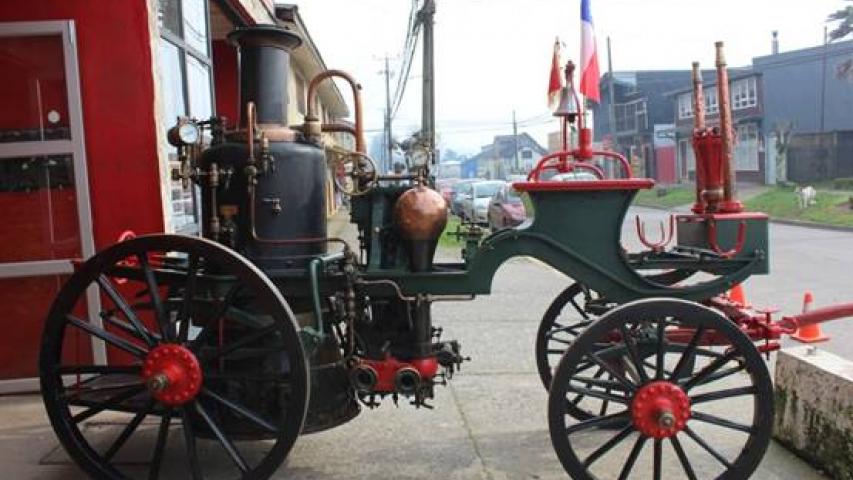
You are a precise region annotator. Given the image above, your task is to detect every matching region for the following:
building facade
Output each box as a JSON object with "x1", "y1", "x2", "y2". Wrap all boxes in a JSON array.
[
  {"x1": 468, "y1": 133, "x2": 547, "y2": 180},
  {"x1": 0, "y1": 0, "x2": 349, "y2": 387}
]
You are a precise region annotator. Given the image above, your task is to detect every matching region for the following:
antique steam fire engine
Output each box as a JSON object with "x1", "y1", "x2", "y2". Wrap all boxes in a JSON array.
[{"x1": 38, "y1": 25, "x2": 853, "y2": 480}]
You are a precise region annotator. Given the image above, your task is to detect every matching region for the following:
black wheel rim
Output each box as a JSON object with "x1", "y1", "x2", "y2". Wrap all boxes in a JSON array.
[
  {"x1": 548, "y1": 298, "x2": 773, "y2": 480},
  {"x1": 535, "y1": 284, "x2": 597, "y2": 393},
  {"x1": 40, "y1": 234, "x2": 309, "y2": 480}
]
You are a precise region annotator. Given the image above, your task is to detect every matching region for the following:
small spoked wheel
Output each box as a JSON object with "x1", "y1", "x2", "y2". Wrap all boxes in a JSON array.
[
  {"x1": 548, "y1": 298, "x2": 773, "y2": 480},
  {"x1": 40, "y1": 234, "x2": 309, "y2": 479},
  {"x1": 534, "y1": 283, "x2": 598, "y2": 390}
]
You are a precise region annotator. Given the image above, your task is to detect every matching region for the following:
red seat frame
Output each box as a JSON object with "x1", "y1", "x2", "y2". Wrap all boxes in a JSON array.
[{"x1": 512, "y1": 179, "x2": 655, "y2": 192}]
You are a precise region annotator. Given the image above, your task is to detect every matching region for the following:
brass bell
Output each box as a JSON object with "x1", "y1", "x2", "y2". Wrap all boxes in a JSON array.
[{"x1": 553, "y1": 85, "x2": 578, "y2": 120}]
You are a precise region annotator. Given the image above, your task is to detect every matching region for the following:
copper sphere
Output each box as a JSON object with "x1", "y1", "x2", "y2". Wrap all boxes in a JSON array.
[{"x1": 393, "y1": 186, "x2": 448, "y2": 241}]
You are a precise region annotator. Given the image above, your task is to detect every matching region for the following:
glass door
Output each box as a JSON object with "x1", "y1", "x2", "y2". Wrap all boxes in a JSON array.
[{"x1": 0, "y1": 20, "x2": 99, "y2": 391}]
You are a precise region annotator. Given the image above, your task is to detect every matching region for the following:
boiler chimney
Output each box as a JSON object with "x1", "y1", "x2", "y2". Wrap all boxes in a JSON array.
[
  {"x1": 228, "y1": 26, "x2": 302, "y2": 127},
  {"x1": 772, "y1": 30, "x2": 779, "y2": 55}
]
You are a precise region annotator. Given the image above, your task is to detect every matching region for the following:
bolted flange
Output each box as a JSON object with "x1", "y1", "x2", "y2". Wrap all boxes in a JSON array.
[
  {"x1": 142, "y1": 344, "x2": 203, "y2": 406},
  {"x1": 631, "y1": 380, "x2": 691, "y2": 439}
]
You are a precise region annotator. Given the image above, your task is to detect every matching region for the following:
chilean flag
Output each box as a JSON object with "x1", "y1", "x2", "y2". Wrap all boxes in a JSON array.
[
  {"x1": 579, "y1": 0, "x2": 600, "y2": 103},
  {"x1": 547, "y1": 38, "x2": 563, "y2": 110}
]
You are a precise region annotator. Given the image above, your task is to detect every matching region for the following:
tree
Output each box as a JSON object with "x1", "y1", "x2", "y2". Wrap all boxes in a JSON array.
[{"x1": 827, "y1": 0, "x2": 853, "y2": 42}]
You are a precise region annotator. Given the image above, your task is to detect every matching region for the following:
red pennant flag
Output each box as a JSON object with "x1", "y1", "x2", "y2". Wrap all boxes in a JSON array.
[{"x1": 547, "y1": 38, "x2": 562, "y2": 110}]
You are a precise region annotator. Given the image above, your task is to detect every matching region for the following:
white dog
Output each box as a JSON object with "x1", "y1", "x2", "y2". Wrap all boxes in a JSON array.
[{"x1": 795, "y1": 185, "x2": 816, "y2": 209}]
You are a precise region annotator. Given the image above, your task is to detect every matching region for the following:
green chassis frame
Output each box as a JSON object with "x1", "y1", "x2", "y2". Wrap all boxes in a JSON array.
[{"x1": 353, "y1": 183, "x2": 769, "y2": 304}]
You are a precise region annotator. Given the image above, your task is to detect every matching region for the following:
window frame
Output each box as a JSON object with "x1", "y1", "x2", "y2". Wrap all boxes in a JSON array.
[
  {"x1": 731, "y1": 77, "x2": 757, "y2": 110},
  {"x1": 678, "y1": 93, "x2": 693, "y2": 120},
  {"x1": 157, "y1": 0, "x2": 215, "y2": 234}
]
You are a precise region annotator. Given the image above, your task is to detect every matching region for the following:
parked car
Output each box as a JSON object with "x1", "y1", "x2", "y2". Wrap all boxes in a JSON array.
[
  {"x1": 435, "y1": 177, "x2": 460, "y2": 205},
  {"x1": 487, "y1": 183, "x2": 526, "y2": 230},
  {"x1": 461, "y1": 180, "x2": 504, "y2": 224},
  {"x1": 449, "y1": 178, "x2": 483, "y2": 216}
]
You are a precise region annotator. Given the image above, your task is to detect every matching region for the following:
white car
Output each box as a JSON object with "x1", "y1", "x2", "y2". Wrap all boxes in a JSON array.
[{"x1": 461, "y1": 180, "x2": 504, "y2": 224}]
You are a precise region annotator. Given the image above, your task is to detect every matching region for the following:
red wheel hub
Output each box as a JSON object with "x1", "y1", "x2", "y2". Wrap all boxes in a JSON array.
[
  {"x1": 631, "y1": 381, "x2": 690, "y2": 439},
  {"x1": 142, "y1": 344, "x2": 202, "y2": 406}
]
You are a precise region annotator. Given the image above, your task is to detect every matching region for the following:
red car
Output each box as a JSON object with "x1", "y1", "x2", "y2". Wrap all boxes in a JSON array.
[
  {"x1": 487, "y1": 183, "x2": 526, "y2": 230},
  {"x1": 435, "y1": 178, "x2": 460, "y2": 205}
]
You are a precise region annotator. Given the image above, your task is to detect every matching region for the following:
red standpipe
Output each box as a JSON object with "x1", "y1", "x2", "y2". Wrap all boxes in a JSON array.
[
  {"x1": 690, "y1": 61, "x2": 707, "y2": 214},
  {"x1": 714, "y1": 42, "x2": 743, "y2": 213}
]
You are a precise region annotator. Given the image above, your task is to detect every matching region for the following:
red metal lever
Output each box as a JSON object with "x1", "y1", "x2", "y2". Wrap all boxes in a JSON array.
[
  {"x1": 707, "y1": 219, "x2": 746, "y2": 258},
  {"x1": 636, "y1": 215, "x2": 675, "y2": 252}
]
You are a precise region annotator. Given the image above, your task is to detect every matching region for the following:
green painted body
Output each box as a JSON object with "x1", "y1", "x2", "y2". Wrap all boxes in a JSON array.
[{"x1": 350, "y1": 183, "x2": 769, "y2": 304}]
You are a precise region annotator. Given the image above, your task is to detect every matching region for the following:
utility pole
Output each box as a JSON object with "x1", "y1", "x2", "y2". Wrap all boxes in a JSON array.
[
  {"x1": 383, "y1": 55, "x2": 393, "y2": 173},
  {"x1": 512, "y1": 110, "x2": 519, "y2": 173},
  {"x1": 606, "y1": 36, "x2": 617, "y2": 177},
  {"x1": 819, "y1": 26, "x2": 828, "y2": 134},
  {"x1": 419, "y1": 0, "x2": 436, "y2": 164}
]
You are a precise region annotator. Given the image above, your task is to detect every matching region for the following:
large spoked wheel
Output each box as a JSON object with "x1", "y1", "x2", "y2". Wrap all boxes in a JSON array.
[
  {"x1": 40, "y1": 234, "x2": 309, "y2": 480},
  {"x1": 548, "y1": 298, "x2": 773, "y2": 480}
]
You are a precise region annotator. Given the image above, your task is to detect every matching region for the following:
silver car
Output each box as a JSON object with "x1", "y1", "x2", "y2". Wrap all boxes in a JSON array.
[{"x1": 461, "y1": 180, "x2": 504, "y2": 224}]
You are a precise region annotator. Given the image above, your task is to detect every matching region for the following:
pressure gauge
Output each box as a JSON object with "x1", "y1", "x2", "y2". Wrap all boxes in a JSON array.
[{"x1": 167, "y1": 119, "x2": 200, "y2": 147}]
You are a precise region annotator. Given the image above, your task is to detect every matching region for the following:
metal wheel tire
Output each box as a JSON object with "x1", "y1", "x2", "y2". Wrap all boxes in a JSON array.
[
  {"x1": 40, "y1": 234, "x2": 309, "y2": 480},
  {"x1": 548, "y1": 298, "x2": 773, "y2": 480}
]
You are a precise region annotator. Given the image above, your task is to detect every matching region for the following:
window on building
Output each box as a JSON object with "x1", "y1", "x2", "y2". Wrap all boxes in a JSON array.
[
  {"x1": 705, "y1": 88, "x2": 719, "y2": 115},
  {"x1": 731, "y1": 77, "x2": 757, "y2": 110},
  {"x1": 678, "y1": 93, "x2": 693, "y2": 119},
  {"x1": 295, "y1": 71, "x2": 307, "y2": 115},
  {"x1": 614, "y1": 99, "x2": 646, "y2": 133},
  {"x1": 157, "y1": 0, "x2": 213, "y2": 233},
  {"x1": 521, "y1": 149, "x2": 533, "y2": 159},
  {"x1": 734, "y1": 123, "x2": 759, "y2": 171}
]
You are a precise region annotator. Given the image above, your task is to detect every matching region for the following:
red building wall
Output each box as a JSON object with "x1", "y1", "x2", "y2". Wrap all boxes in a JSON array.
[
  {"x1": 0, "y1": 1, "x2": 164, "y2": 379},
  {"x1": 0, "y1": 1, "x2": 166, "y2": 247}
]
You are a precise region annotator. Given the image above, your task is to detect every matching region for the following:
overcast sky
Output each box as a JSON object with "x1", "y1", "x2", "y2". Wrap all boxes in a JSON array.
[{"x1": 294, "y1": 0, "x2": 846, "y2": 155}]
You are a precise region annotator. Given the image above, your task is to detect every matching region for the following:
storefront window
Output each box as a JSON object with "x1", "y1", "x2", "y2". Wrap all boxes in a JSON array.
[{"x1": 157, "y1": 0, "x2": 213, "y2": 234}]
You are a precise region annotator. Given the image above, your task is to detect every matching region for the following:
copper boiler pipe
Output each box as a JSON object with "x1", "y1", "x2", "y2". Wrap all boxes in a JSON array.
[
  {"x1": 715, "y1": 42, "x2": 735, "y2": 204},
  {"x1": 306, "y1": 70, "x2": 366, "y2": 153}
]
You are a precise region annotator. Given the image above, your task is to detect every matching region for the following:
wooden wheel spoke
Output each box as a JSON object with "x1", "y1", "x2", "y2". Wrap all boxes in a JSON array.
[
  {"x1": 72, "y1": 385, "x2": 147, "y2": 424},
  {"x1": 57, "y1": 365, "x2": 142, "y2": 375},
  {"x1": 181, "y1": 406, "x2": 203, "y2": 480},
  {"x1": 566, "y1": 384, "x2": 628, "y2": 405},
  {"x1": 617, "y1": 435, "x2": 646, "y2": 480},
  {"x1": 178, "y1": 254, "x2": 200, "y2": 343},
  {"x1": 565, "y1": 410, "x2": 630, "y2": 434},
  {"x1": 192, "y1": 283, "x2": 243, "y2": 349},
  {"x1": 655, "y1": 320, "x2": 667, "y2": 380},
  {"x1": 201, "y1": 387, "x2": 279, "y2": 433},
  {"x1": 587, "y1": 351, "x2": 636, "y2": 392},
  {"x1": 670, "y1": 435, "x2": 698, "y2": 480},
  {"x1": 619, "y1": 324, "x2": 649, "y2": 384},
  {"x1": 202, "y1": 324, "x2": 278, "y2": 363},
  {"x1": 66, "y1": 314, "x2": 147, "y2": 358},
  {"x1": 682, "y1": 350, "x2": 739, "y2": 391},
  {"x1": 670, "y1": 325, "x2": 706, "y2": 381},
  {"x1": 690, "y1": 411, "x2": 754, "y2": 433},
  {"x1": 568, "y1": 296, "x2": 590, "y2": 320},
  {"x1": 583, "y1": 425, "x2": 634, "y2": 467},
  {"x1": 148, "y1": 410, "x2": 172, "y2": 480},
  {"x1": 103, "y1": 399, "x2": 154, "y2": 461},
  {"x1": 690, "y1": 386, "x2": 756, "y2": 404},
  {"x1": 97, "y1": 275, "x2": 156, "y2": 347},
  {"x1": 138, "y1": 253, "x2": 170, "y2": 342},
  {"x1": 684, "y1": 425, "x2": 733, "y2": 468},
  {"x1": 102, "y1": 314, "x2": 162, "y2": 344},
  {"x1": 195, "y1": 402, "x2": 249, "y2": 473},
  {"x1": 653, "y1": 438, "x2": 662, "y2": 480}
]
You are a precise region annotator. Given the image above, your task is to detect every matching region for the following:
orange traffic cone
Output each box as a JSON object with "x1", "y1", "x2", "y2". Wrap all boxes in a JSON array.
[
  {"x1": 792, "y1": 291, "x2": 829, "y2": 343},
  {"x1": 728, "y1": 284, "x2": 748, "y2": 307}
]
